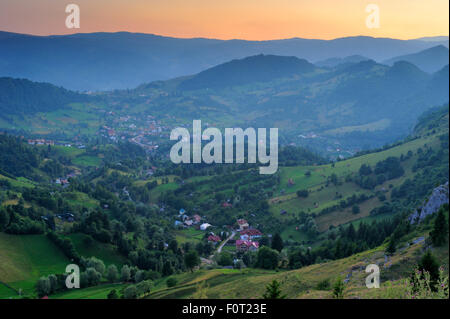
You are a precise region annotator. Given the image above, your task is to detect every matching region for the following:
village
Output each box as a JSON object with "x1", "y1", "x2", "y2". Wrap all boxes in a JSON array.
[{"x1": 173, "y1": 205, "x2": 266, "y2": 268}]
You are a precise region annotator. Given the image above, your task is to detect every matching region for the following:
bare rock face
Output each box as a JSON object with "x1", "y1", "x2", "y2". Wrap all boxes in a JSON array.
[{"x1": 409, "y1": 182, "x2": 449, "y2": 224}]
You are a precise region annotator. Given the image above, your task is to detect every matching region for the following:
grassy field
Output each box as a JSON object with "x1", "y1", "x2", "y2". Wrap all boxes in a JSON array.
[
  {"x1": 72, "y1": 155, "x2": 102, "y2": 167},
  {"x1": 175, "y1": 228, "x2": 205, "y2": 244},
  {"x1": 50, "y1": 283, "x2": 128, "y2": 299},
  {"x1": 0, "y1": 233, "x2": 70, "y2": 297},
  {"x1": 62, "y1": 191, "x2": 99, "y2": 209},
  {"x1": 147, "y1": 231, "x2": 448, "y2": 299},
  {"x1": 268, "y1": 132, "x2": 441, "y2": 239},
  {"x1": 68, "y1": 233, "x2": 127, "y2": 267},
  {"x1": 0, "y1": 174, "x2": 34, "y2": 189}
]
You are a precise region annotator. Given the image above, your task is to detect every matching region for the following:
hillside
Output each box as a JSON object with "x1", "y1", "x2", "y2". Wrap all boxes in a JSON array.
[
  {"x1": 134, "y1": 57, "x2": 449, "y2": 153},
  {"x1": 0, "y1": 77, "x2": 89, "y2": 117},
  {"x1": 0, "y1": 50, "x2": 447, "y2": 156},
  {"x1": 315, "y1": 55, "x2": 370, "y2": 68},
  {"x1": 383, "y1": 45, "x2": 449, "y2": 73},
  {"x1": 0, "y1": 104, "x2": 447, "y2": 299},
  {"x1": 145, "y1": 229, "x2": 448, "y2": 299},
  {"x1": 179, "y1": 55, "x2": 316, "y2": 90},
  {"x1": 0, "y1": 31, "x2": 448, "y2": 91}
]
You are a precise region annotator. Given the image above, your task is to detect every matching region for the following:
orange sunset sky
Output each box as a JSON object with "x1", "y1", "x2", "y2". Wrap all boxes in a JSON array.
[{"x1": 0, "y1": 0, "x2": 448, "y2": 40}]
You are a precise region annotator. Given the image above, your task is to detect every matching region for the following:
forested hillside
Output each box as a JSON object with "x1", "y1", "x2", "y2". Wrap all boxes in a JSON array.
[{"x1": 0, "y1": 77, "x2": 89, "y2": 118}]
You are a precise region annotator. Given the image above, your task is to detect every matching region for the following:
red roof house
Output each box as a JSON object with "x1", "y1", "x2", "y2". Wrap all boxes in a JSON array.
[{"x1": 235, "y1": 240, "x2": 259, "y2": 252}]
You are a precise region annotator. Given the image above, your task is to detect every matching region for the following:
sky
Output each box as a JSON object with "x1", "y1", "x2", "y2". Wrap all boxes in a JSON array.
[{"x1": 0, "y1": 0, "x2": 448, "y2": 40}]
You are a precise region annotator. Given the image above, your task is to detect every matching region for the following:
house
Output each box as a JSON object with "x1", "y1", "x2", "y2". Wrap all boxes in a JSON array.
[
  {"x1": 192, "y1": 214, "x2": 202, "y2": 224},
  {"x1": 200, "y1": 223, "x2": 212, "y2": 231},
  {"x1": 184, "y1": 219, "x2": 193, "y2": 227},
  {"x1": 207, "y1": 235, "x2": 221, "y2": 243},
  {"x1": 240, "y1": 229, "x2": 262, "y2": 240},
  {"x1": 237, "y1": 219, "x2": 249, "y2": 231},
  {"x1": 222, "y1": 202, "x2": 232, "y2": 208},
  {"x1": 235, "y1": 240, "x2": 259, "y2": 252}
]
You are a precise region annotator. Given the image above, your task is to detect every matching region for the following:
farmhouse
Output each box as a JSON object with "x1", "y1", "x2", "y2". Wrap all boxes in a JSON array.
[
  {"x1": 200, "y1": 223, "x2": 212, "y2": 231},
  {"x1": 192, "y1": 214, "x2": 202, "y2": 224},
  {"x1": 239, "y1": 229, "x2": 262, "y2": 240},
  {"x1": 235, "y1": 240, "x2": 259, "y2": 252},
  {"x1": 236, "y1": 219, "x2": 249, "y2": 231},
  {"x1": 207, "y1": 235, "x2": 221, "y2": 243}
]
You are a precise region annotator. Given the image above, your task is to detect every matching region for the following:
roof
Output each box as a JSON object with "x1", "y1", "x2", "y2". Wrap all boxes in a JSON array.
[
  {"x1": 235, "y1": 240, "x2": 259, "y2": 249},
  {"x1": 200, "y1": 223, "x2": 212, "y2": 229},
  {"x1": 207, "y1": 235, "x2": 221, "y2": 242},
  {"x1": 240, "y1": 229, "x2": 262, "y2": 236},
  {"x1": 237, "y1": 219, "x2": 248, "y2": 225}
]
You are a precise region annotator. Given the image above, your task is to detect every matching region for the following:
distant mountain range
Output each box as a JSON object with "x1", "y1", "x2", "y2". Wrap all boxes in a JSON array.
[
  {"x1": 0, "y1": 31, "x2": 448, "y2": 91},
  {"x1": 137, "y1": 54, "x2": 449, "y2": 150},
  {"x1": 384, "y1": 45, "x2": 449, "y2": 73},
  {"x1": 315, "y1": 55, "x2": 370, "y2": 68}
]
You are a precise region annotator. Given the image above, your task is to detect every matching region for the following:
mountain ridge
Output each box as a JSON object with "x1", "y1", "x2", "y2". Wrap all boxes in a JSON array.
[{"x1": 1, "y1": 31, "x2": 448, "y2": 91}]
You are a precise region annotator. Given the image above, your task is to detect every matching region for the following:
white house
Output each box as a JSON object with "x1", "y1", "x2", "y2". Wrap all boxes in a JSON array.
[{"x1": 200, "y1": 223, "x2": 212, "y2": 231}]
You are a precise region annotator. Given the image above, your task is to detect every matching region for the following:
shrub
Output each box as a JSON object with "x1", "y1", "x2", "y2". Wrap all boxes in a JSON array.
[{"x1": 166, "y1": 277, "x2": 178, "y2": 288}]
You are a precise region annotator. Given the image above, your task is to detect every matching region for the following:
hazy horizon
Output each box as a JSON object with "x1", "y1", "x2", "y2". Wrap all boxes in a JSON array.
[
  {"x1": 1, "y1": 29, "x2": 449, "y2": 42},
  {"x1": 0, "y1": 0, "x2": 448, "y2": 41}
]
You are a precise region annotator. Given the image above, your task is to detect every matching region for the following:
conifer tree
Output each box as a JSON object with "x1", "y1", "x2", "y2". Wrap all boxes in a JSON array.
[{"x1": 262, "y1": 280, "x2": 286, "y2": 299}]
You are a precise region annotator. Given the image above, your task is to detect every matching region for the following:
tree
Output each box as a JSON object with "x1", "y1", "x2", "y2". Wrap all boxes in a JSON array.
[
  {"x1": 256, "y1": 246, "x2": 279, "y2": 269},
  {"x1": 36, "y1": 276, "x2": 51, "y2": 298},
  {"x1": 271, "y1": 233, "x2": 284, "y2": 252},
  {"x1": 48, "y1": 274, "x2": 58, "y2": 294},
  {"x1": 418, "y1": 250, "x2": 440, "y2": 283},
  {"x1": 217, "y1": 252, "x2": 233, "y2": 266},
  {"x1": 134, "y1": 270, "x2": 145, "y2": 283},
  {"x1": 121, "y1": 265, "x2": 131, "y2": 282},
  {"x1": 262, "y1": 280, "x2": 286, "y2": 299},
  {"x1": 352, "y1": 205, "x2": 360, "y2": 214},
  {"x1": 166, "y1": 277, "x2": 178, "y2": 288},
  {"x1": 168, "y1": 239, "x2": 178, "y2": 253},
  {"x1": 123, "y1": 285, "x2": 138, "y2": 299},
  {"x1": 332, "y1": 276, "x2": 345, "y2": 299},
  {"x1": 106, "y1": 264, "x2": 119, "y2": 283},
  {"x1": 359, "y1": 164, "x2": 372, "y2": 176},
  {"x1": 86, "y1": 257, "x2": 105, "y2": 275},
  {"x1": 386, "y1": 236, "x2": 396, "y2": 255},
  {"x1": 430, "y1": 208, "x2": 448, "y2": 247},
  {"x1": 85, "y1": 267, "x2": 102, "y2": 286},
  {"x1": 136, "y1": 280, "x2": 152, "y2": 296},
  {"x1": 184, "y1": 250, "x2": 200, "y2": 272},
  {"x1": 162, "y1": 260, "x2": 174, "y2": 276},
  {"x1": 296, "y1": 190, "x2": 308, "y2": 198},
  {"x1": 107, "y1": 289, "x2": 119, "y2": 299}
]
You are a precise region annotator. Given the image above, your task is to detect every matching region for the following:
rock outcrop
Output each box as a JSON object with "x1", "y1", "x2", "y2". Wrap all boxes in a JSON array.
[{"x1": 409, "y1": 182, "x2": 449, "y2": 224}]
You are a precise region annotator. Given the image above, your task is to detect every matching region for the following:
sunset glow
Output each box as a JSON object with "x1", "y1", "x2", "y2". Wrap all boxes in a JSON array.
[{"x1": 0, "y1": 0, "x2": 448, "y2": 40}]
